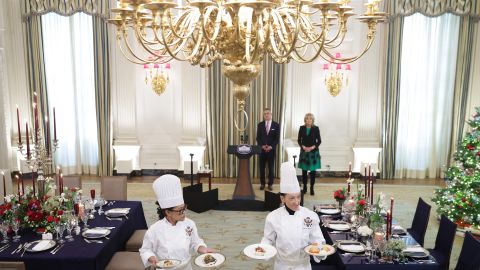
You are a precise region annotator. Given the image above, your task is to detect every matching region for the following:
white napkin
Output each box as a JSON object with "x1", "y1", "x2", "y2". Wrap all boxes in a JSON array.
[
  {"x1": 329, "y1": 224, "x2": 350, "y2": 230},
  {"x1": 32, "y1": 240, "x2": 52, "y2": 251},
  {"x1": 85, "y1": 228, "x2": 109, "y2": 235},
  {"x1": 404, "y1": 247, "x2": 425, "y2": 253},
  {"x1": 340, "y1": 244, "x2": 364, "y2": 252},
  {"x1": 107, "y1": 208, "x2": 130, "y2": 214}
]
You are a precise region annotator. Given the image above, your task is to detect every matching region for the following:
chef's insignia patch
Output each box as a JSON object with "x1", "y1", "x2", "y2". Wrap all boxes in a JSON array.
[
  {"x1": 304, "y1": 217, "x2": 313, "y2": 228},
  {"x1": 185, "y1": 226, "x2": 193, "y2": 236}
]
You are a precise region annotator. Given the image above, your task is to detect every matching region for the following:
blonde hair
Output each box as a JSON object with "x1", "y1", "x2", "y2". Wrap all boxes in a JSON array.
[{"x1": 304, "y1": 113, "x2": 315, "y2": 125}]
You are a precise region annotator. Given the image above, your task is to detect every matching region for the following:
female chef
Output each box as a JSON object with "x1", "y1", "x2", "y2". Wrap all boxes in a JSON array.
[
  {"x1": 261, "y1": 162, "x2": 326, "y2": 270},
  {"x1": 140, "y1": 174, "x2": 216, "y2": 269}
]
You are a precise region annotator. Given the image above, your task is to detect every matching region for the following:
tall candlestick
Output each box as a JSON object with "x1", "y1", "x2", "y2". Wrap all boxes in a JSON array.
[
  {"x1": 33, "y1": 104, "x2": 38, "y2": 143},
  {"x1": 347, "y1": 181, "x2": 351, "y2": 193},
  {"x1": 45, "y1": 116, "x2": 50, "y2": 156},
  {"x1": 2, "y1": 171, "x2": 6, "y2": 202},
  {"x1": 25, "y1": 122, "x2": 30, "y2": 159},
  {"x1": 348, "y1": 162, "x2": 352, "y2": 173},
  {"x1": 390, "y1": 197, "x2": 394, "y2": 220},
  {"x1": 369, "y1": 180, "x2": 373, "y2": 205},
  {"x1": 368, "y1": 164, "x2": 371, "y2": 179},
  {"x1": 16, "y1": 105, "x2": 22, "y2": 144},
  {"x1": 386, "y1": 210, "x2": 391, "y2": 240},
  {"x1": 60, "y1": 172, "x2": 63, "y2": 193},
  {"x1": 53, "y1": 107, "x2": 57, "y2": 141}
]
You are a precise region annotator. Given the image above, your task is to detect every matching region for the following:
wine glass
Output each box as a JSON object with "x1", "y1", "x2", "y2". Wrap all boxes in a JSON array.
[
  {"x1": 0, "y1": 221, "x2": 9, "y2": 244},
  {"x1": 11, "y1": 219, "x2": 21, "y2": 242},
  {"x1": 65, "y1": 215, "x2": 74, "y2": 241},
  {"x1": 80, "y1": 213, "x2": 89, "y2": 229},
  {"x1": 55, "y1": 223, "x2": 66, "y2": 244}
]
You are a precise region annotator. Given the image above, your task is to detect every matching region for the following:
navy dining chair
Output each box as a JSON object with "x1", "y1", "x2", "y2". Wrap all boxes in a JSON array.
[
  {"x1": 427, "y1": 215, "x2": 457, "y2": 270},
  {"x1": 407, "y1": 197, "x2": 431, "y2": 246},
  {"x1": 455, "y1": 232, "x2": 480, "y2": 270}
]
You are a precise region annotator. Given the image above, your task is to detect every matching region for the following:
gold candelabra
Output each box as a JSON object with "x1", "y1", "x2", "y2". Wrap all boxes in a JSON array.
[{"x1": 109, "y1": 0, "x2": 387, "y2": 129}]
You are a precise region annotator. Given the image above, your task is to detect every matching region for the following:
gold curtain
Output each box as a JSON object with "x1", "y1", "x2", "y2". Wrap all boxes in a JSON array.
[
  {"x1": 23, "y1": 0, "x2": 106, "y2": 18},
  {"x1": 206, "y1": 58, "x2": 286, "y2": 178}
]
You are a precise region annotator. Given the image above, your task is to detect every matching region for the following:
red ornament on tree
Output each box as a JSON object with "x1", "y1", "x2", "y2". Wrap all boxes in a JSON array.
[
  {"x1": 466, "y1": 144, "x2": 475, "y2": 151},
  {"x1": 461, "y1": 197, "x2": 467, "y2": 202},
  {"x1": 476, "y1": 151, "x2": 480, "y2": 156}
]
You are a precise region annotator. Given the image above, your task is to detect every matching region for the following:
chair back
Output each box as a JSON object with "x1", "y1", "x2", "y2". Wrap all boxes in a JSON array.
[
  {"x1": 101, "y1": 176, "x2": 127, "y2": 200},
  {"x1": 62, "y1": 176, "x2": 82, "y2": 189},
  {"x1": 433, "y1": 215, "x2": 457, "y2": 269},
  {"x1": 0, "y1": 261, "x2": 26, "y2": 270},
  {"x1": 409, "y1": 197, "x2": 431, "y2": 246},
  {"x1": 455, "y1": 232, "x2": 480, "y2": 270}
]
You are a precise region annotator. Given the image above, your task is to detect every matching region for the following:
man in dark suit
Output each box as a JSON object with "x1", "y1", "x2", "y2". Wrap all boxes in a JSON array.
[{"x1": 256, "y1": 108, "x2": 280, "y2": 191}]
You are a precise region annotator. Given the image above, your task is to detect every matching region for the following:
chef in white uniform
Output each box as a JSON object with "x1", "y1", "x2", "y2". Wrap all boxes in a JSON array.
[
  {"x1": 261, "y1": 162, "x2": 326, "y2": 270},
  {"x1": 140, "y1": 174, "x2": 216, "y2": 269}
]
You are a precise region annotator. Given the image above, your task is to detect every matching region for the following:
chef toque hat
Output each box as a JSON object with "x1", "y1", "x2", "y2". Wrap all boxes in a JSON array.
[
  {"x1": 280, "y1": 162, "x2": 300, "y2": 194},
  {"x1": 153, "y1": 174, "x2": 184, "y2": 209}
]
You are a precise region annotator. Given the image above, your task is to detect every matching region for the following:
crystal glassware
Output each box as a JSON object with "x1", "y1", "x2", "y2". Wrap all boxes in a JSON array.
[
  {"x1": 55, "y1": 223, "x2": 66, "y2": 244},
  {"x1": 81, "y1": 213, "x2": 89, "y2": 229},
  {"x1": 0, "y1": 221, "x2": 9, "y2": 244},
  {"x1": 11, "y1": 219, "x2": 21, "y2": 242}
]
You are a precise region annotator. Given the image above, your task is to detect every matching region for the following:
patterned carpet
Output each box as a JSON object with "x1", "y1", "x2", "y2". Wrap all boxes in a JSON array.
[{"x1": 83, "y1": 181, "x2": 462, "y2": 270}]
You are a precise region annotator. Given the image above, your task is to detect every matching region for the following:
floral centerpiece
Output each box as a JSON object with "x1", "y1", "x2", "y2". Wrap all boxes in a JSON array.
[
  {"x1": 333, "y1": 188, "x2": 347, "y2": 208},
  {"x1": 383, "y1": 239, "x2": 407, "y2": 262},
  {"x1": 0, "y1": 177, "x2": 81, "y2": 233},
  {"x1": 369, "y1": 193, "x2": 386, "y2": 230}
]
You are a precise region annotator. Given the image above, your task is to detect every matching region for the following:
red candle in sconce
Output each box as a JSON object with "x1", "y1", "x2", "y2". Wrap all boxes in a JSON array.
[
  {"x1": 386, "y1": 210, "x2": 391, "y2": 240},
  {"x1": 390, "y1": 197, "x2": 394, "y2": 221},
  {"x1": 25, "y1": 122, "x2": 30, "y2": 159},
  {"x1": 45, "y1": 116, "x2": 50, "y2": 156},
  {"x1": 53, "y1": 107, "x2": 57, "y2": 141},
  {"x1": 347, "y1": 181, "x2": 351, "y2": 193},
  {"x1": 33, "y1": 104, "x2": 38, "y2": 144},
  {"x1": 16, "y1": 105, "x2": 22, "y2": 145},
  {"x1": 60, "y1": 172, "x2": 64, "y2": 193}
]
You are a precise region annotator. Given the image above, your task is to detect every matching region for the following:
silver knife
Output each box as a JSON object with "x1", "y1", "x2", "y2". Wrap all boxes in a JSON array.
[
  {"x1": 11, "y1": 243, "x2": 23, "y2": 254},
  {"x1": 51, "y1": 244, "x2": 64, "y2": 254},
  {"x1": 20, "y1": 243, "x2": 31, "y2": 257},
  {"x1": 0, "y1": 244, "x2": 11, "y2": 252}
]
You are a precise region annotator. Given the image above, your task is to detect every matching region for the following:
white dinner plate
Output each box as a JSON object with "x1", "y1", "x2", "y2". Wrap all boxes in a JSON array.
[
  {"x1": 94, "y1": 199, "x2": 108, "y2": 208},
  {"x1": 327, "y1": 222, "x2": 351, "y2": 231},
  {"x1": 318, "y1": 208, "x2": 341, "y2": 215},
  {"x1": 402, "y1": 247, "x2": 430, "y2": 258},
  {"x1": 243, "y1": 243, "x2": 277, "y2": 260},
  {"x1": 304, "y1": 244, "x2": 336, "y2": 256},
  {"x1": 156, "y1": 259, "x2": 182, "y2": 269},
  {"x1": 82, "y1": 228, "x2": 111, "y2": 239},
  {"x1": 337, "y1": 241, "x2": 366, "y2": 253},
  {"x1": 26, "y1": 240, "x2": 57, "y2": 252},
  {"x1": 194, "y1": 253, "x2": 225, "y2": 268},
  {"x1": 105, "y1": 208, "x2": 130, "y2": 217}
]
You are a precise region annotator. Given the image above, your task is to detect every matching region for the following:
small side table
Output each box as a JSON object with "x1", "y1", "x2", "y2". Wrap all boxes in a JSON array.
[{"x1": 197, "y1": 171, "x2": 212, "y2": 190}]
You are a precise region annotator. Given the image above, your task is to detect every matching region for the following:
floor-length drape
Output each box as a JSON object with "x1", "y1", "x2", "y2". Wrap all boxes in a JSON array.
[
  {"x1": 394, "y1": 14, "x2": 459, "y2": 179},
  {"x1": 449, "y1": 16, "x2": 478, "y2": 162},
  {"x1": 381, "y1": 1, "x2": 404, "y2": 179},
  {"x1": 206, "y1": 58, "x2": 286, "y2": 178},
  {"x1": 22, "y1": 0, "x2": 111, "y2": 175}
]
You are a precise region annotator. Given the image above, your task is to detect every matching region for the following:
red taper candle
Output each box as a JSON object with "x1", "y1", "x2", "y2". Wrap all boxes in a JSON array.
[{"x1": 16, "y1": 105, "x2": 21, "y2": 144}]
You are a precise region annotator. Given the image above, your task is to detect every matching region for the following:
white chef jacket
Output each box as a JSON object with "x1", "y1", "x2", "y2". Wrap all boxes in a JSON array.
[
  {"x1": 261, "y1": 206, "x2": 326, "y2": 270},
  {"x1": 139, "y1": 218, "x2": 207, "y2": 270}
]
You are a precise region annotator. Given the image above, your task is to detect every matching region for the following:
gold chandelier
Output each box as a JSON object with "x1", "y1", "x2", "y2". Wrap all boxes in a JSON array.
[
  {"x1": 109, "y1": 0, "x2": 387, "y2": 129},
  {"x1": 323, "y1": 52, "x2": 350, "y2": 97},
  {"x1": 144, "y1": 61, "x2": 171, "y2": 95}
]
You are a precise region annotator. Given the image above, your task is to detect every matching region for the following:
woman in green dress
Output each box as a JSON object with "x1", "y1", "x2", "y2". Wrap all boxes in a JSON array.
[{"x1": 297, "y1": 113, "x2": 321, "y2": 195}]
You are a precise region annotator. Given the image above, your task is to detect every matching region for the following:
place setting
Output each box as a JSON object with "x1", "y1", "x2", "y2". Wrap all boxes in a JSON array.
[
  {"x1": 82, "y1": 227, "x2": 111, "y2": 244},
  {"x1": 314, "y1": 204, "x2": 342, "y2": 215}
]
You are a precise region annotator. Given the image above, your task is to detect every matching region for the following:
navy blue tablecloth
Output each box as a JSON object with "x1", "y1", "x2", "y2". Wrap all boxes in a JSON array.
[
  {"x1": 312, "y1": 209, "x2": 441, "y2": 270},
  {"x1": 0, "y1": 201, "x2": 148, "y2": 270}
]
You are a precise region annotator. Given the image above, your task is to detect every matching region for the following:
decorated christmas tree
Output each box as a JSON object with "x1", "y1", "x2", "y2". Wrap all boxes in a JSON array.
[{"x1": 433, "y1": 107, "x2": 480, "y2": 228}]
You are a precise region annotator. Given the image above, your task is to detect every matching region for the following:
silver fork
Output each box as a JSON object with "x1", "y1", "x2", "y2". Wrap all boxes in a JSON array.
[
  {"x1": 51, "y1": 244, "x2": 64, "y2": 254},
  {"x1": 11, "y1": 243, "x2": 24, "y2": 254}
]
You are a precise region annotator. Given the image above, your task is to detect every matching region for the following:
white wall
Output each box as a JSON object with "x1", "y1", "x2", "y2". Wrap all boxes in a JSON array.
[{"x1": 1, "y1": 1, "x2": 392, "y2": 173}]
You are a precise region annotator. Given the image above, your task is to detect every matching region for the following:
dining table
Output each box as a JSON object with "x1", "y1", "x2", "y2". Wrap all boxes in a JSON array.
[
  {"x1": 0, "y1": 200, "x2": 148, "y2": 270},
  {"x1": 311, "y1": 205, "x2": 441, "y2": 270}
]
